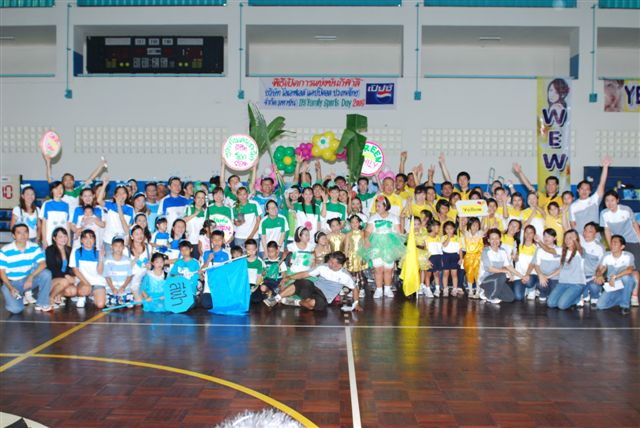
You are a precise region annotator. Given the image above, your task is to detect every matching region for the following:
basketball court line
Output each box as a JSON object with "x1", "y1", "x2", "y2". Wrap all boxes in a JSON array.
[
  {"x1": 1, "y1": 319, "x2": 639, "y2": 330},
  {"x1": 0, "y1": 352, "x2": 318, "y2": 427},
  {"x1": 345, "y1": 326, "x2": 362, "y2": 428}
]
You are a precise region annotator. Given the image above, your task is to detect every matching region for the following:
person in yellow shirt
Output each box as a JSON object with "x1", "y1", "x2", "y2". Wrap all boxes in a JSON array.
[
  {"x1": 482, "y1": 199, "x2": 505, "y2": 233},
  {"x1": 438, "y1": 153, "x2": 472, "y2": 200},
  {"x1": 372, "y1": 176, "x2": 405, "y2": 220},
  {"x1": 502, "y1": 192, "x2": 525, "y2": 227},
  {"x1": 542, "y1": 201, "x2": 570, "y2": 246},
  {"x1": 435, "y1": 200, "x2": 457, "y2": 232},
  {"x1": 442, "y1": 221, "x2": 463, "y2": 297},
  {"x1": 522, "y1": 192, "x2": 546, "y2": 238},
  {"x1": 512, "y1": 163, "x2": 563, "y2": 213},
  {"x1": 461, "y1": 217, "x2": 485, "y2": 298}
]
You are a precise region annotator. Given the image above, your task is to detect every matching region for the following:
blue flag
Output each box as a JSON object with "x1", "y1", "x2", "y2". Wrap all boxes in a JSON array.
[
  {"x1": 207, "y1": 258, "x2": 250, "y2": 315},
  {"x1": 163, "y1": 276, "x2": 194, "y2": 313}
]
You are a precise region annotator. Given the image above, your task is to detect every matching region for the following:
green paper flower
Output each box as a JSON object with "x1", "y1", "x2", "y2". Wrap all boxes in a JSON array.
[{"x1": 274, "y1": 146, "x2": 297, "y2": 175}]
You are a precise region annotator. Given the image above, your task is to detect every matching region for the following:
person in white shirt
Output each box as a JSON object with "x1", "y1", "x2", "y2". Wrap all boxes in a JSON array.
[
  {"x1": 600, "y1": 190, "x2": 640, "y2": 270},
  {"x1": 569, "y1": 157, "x2": 611, "y2": 235},
  {"x1": 547, "y1": 230, "x2": 587, "y2": 310},
  {"x1": 478, "y1": 228, "x2": 524, "y2": 304},
  {"x1": 579, "y1": 222, "x2": 606, "y2": 306},
  {"x1": 594, "y1": 235, "x2": 639, "y2": 314},
  {"x1": 532, "y1": 229, "x2": 562, "y2": 302}
]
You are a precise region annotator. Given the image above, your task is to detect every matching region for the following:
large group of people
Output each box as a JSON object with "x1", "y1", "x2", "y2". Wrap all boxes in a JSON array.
[{"x1": 1, "y1": 151, "x2": 639, "y2": 315}]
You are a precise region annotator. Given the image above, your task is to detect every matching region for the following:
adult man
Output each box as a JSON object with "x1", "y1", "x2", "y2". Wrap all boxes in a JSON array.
[
  {"x1": 0, "y1": 224, "x2": 53, "y2": 313},
  {"x1": 158, "y1": 176, "x2": 191, "y2": 229}
]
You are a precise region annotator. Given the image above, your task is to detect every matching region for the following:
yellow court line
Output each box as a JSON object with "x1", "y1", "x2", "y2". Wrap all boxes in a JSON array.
[
  {"x1": 0, "y1": 312, "x2": 106, "y2": 373},
  {"x1": 0, "y1": 352, "x2": 317, "y2": 428}
]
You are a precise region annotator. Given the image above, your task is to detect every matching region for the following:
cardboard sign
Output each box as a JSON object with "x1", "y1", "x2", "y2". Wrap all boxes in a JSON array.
[
  {"x1": 222, "y1": 134, "x2": 259, "y2": 171},
  {"x1": 455, "y1": 200, "x2": 488, "y2": 218},
  {"x1": 209, "y1": 213, "x2": 234, "y2": 242},
  {"x1": 361, "y1": 141, "x2": 384, "y2": 177},
  {"x1": 39, "y1": 131, "x2": 61, "y2": 157}
]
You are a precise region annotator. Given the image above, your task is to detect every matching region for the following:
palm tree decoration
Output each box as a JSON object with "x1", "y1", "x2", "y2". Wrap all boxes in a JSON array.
[{"x1": 337, "y1": 113, "x2": 368, "y2": 184}]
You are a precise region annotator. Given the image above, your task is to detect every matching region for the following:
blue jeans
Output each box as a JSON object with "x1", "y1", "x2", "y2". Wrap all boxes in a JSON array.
[
  {"x1": 537, "y1": 278, "x2": 558, "y2": 298},
  {"x1": 597, "y1": 275, "x2": 637, "y2": 310},
  {"x1": 547, "y1": 283, "x2": 585, "y2": 310},
  {"x1": 512, "y1": 276, "x2": 538, "y2": 301},
  {"x1": 582, "y1": 279, "x2": 601, "y2": 300},
  {"x1": 2, "y1": 269, "x2": 52, "y2": 314}
]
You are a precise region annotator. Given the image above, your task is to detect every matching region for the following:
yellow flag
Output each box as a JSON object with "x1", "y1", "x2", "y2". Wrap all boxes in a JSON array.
[{"x1": 400, "y1": 217, "x2": 420, "y2": 296}]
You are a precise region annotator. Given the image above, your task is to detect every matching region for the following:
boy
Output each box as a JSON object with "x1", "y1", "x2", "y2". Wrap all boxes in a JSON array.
[
  {"x1": 170, "y1": 241, "x2": 201, "y2": 297},
  {"x1": 151, "y1": 216, "x2": 169, "y2": 254},
  {"x1": 245, "y1": 239, "x2": 267, "y2": 303},
  {"x1": 230, "y1": 245, "x2": 244, "y2": 260},
  {"x1": 200, "y1": 230, "x2": 230, "y2": 309},
  {"x1": 103, "y1": 236, "x2": 134, "y2": 307}
]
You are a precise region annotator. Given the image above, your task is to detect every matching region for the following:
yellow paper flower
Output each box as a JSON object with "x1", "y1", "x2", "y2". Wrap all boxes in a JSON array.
[{"x1": 311, "y1": 131, "x2": 340, "y2": 162}]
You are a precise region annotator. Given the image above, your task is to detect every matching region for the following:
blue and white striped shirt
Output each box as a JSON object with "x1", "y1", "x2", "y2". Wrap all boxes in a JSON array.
[
  {"x1": 0, "y1": 242, "x2": 45, "y2": 281},
  {"x1": 103, "y1": 256, "x2": 133, "y2": 293}
]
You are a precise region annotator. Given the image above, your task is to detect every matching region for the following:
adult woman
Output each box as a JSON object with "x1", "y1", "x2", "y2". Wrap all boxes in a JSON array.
[
  {"x1": 283, "y1": 226, "x2": 315, "y2": 274},
  {"x1": 547, "y1": 230, "x2": 587, "y2": 310},
  {"x1": 40, "y1": 181, "x2": 70, "y2": 247},
  {"x1": 71, "y1": 187, "x2": 105, "y2": 247},
  {"x1": 360, "y1": 195, "x2": 405, "y2": 299},
  {"x1": 293, "y1": 187, "x2": 324, "y2": 239},
  {"x1": 127, "y1": 225, "x2": 152, "y2": 302},
  {"x1": 184, "y1": 190, "x2": 207, "y2": 258},
  {"x1": 45, "y1": 227, "x2": 77, "y2": 306},
  {"x1": 477, "y1": 229, "x2": 523, "y2": 304},
  {"x1": 11, "y1": 185, "x2": 40, "y2": 244},
  {"x1": 97, "y1": 178, "x2": 134, "y2": 256}
]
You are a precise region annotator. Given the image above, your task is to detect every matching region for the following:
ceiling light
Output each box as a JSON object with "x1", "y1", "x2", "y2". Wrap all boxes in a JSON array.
[
  {"x1": 314, "y1": 35, "x2": 337, "y2": 41},
  {"x1": 478, "y1": 37, "x2": 501, "y2": 42}
]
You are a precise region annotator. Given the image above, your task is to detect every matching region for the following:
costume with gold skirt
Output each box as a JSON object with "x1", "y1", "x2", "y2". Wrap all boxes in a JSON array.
[
  {"x1": 463, "y1": 235, "x2": 484, "y2": 285},
  {"x1": 415, "y1": 228, "x2": 430, "y2": 270},
  {"x1": 345, "y1": 230, "x2": 368, "y2": 289},
  {"x1": 314, "y1": 244, "x2": 331, "y2": 266}
]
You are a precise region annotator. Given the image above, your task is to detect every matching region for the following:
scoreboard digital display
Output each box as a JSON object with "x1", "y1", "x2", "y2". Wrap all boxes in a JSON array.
[{"x1": 86, "y1": 36, "x2": 224, "y2": 74}]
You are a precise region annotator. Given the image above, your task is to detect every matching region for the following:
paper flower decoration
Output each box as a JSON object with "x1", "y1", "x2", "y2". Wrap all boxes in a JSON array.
[
  {"x1": 274, "y1": 146, "x2": 297, "y2": 174},
  {"x1": 311, "y1": 131, "x2": 340, "y2": 163},
  {"x1": 295, "y1": 142, "x2": 314, "y2": 161}
]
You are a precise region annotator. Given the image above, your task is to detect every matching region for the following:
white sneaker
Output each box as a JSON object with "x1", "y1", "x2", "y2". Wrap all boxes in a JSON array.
[
  {"x1": 383, "y1": 286, "x2": 394, "y2": 298},
  {"x1": 424, "y1": 286, "x2": 434, "y2": 298},
  {"x1": 373, "y1": 288, "x2": 383, "y2": 299},
  {"x1": 478, "y1": 289, "x2": 487, "y2": 301},
  {"x1": 583, "y1": 295, "x2": 591, "y2": 303},
  {"x1": 34, "y1": 304, "x2": 53, "y2": 312},
  {"x1": 526, "y1": 290, "x2": 536, "y2": 300},
  {"x1": 280, "y1": 297, "x2": 301, "y2": 306},
  {"x1": 443, "y1": 287, "x2": 450, "y2": 297},
  {"x1": 576, "y1": 299, "x2": 584, "y2": 308},
  {"x1": 591, "y1": 298, "x2": 598, "y2": 305},
  {"x1": 434, "y1": 287, "x2": 441, "y2": 297},
  {"x1": 76, "y1": 296, "x2": 86, "y2": 308},
  {"x1": 488, "y1": 298, "x2": 501, "y2": 304},
  {"x1": 538, "y1": 297, "x2": 547, "y2": 303},
  {"x1": 24, "y1": 290, "x2": 37, "y2": 305},
  {"x1": 359, "y1": 289, "x2": 365, "y2": 298},
  {"x1": 417, "y1": 284, "x2": 426, "y2": 296},
  {"x1": 631, "y1": 296, "x2": 639, "y2": 307}
]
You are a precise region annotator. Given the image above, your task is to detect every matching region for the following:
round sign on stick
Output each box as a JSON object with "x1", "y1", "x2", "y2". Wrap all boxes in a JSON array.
[
  {"x1": 39, "y1": 131, "x2": 61, "y2": 158},
  {"x1": 209, "y1": 214, "x2": 234, "y2": 242},
  {"x1": 360, "y1": 141, "x2": 384, "y2": 177},
  {"x1": 222, "y1": 134, "x2": 259, "y2": 171}
]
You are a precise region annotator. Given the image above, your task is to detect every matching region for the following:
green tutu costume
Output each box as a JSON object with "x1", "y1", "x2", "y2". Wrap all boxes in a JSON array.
[{"x1": 358, "y1": 213, "x2": 406, "y2": 265}]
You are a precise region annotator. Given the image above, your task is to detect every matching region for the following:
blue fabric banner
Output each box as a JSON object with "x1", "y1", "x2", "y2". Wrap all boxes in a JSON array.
[
  {"x1": 207, "y1": 258, "x2": 250, "y2": 315},
  {"x1": 163, "y1": 276, "x2": 194, "y2": 313}
]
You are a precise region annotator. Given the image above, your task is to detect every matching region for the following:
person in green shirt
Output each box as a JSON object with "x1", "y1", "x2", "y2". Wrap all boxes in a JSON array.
[
  {"x1": 260, "y1": 200, "x2": 289, "y2": 254},
  {"x1": 356, "y1": 177, "x2": 377, "y2": 214},
  {"x1": 324, "y1": 186, "x2": 347, "y2": 231},
  {"x1": 233, "y1": 186, "x2": 262, "y2": 248},
  {"x1": 206, "y1": 187, "x2": 234, "y2": 244}
]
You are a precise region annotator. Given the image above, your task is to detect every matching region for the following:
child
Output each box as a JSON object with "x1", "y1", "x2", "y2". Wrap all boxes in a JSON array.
[
  {"x1": 326, "y1": 217, "x2": 345, "y2": 252},
  {"x1": 414, "y1": 216, "x2": 432, "y2": 297},
  {"x1": 167, "y1": 219, "x2": 187, "y2": 260},
  {"x1": 462, "y1": 217, "x2": 484, "y2": 298},
  {"x1": 313, "y1": 231, "x2": 331, "y2": 267},
  {"x1": 441, "y1": 221, "x2": 463, "y2": 297},
  {"x1": 284, "y1": 227, "x2": 316, "y2": 274},
  {"x1": 246, "y1": 239, "x2": 268, "y2": 303},
  {"x1": 263, "y1": 241, "x2": 287, "y2": 295},
  {"x1": 140, "y1": 253, "x2": 167, "y2": 312},
  {"x1": 323, "y1": 186, "x2": 347, "y2": 231},
  {"x1": 200, "y1": 230, "x2": 231, "y2": 309},
  {"x1": 344, "y1": 215, "x2": 369, "y2": 297},
  {"x1": 198, "y1": 219, "x2": 215, "y2": 260},
  {"x1": 103, "y1": 236, "x2": 134, "y2": 308},
  {"x1": 151, "y1": 216, "x2": 169, "y2": 254},
  {"x1": 70, "y1": 229, "x2": 106, "y2": 309},
  {"x1": 74, "y1": 205, "x2": 105, "y2": 248},
  {"x1": 260, "y1": 200, "x2": 289, "y2": 254},
  {"x1": 425, "y1": 220, "x2": 443, "y2": 297},
  {"x1": 170, "y1": 241, "x2": 201, "y2": 298},
  {"x1": 230, "y1": 245, "x2": 244, "y2": 259}
]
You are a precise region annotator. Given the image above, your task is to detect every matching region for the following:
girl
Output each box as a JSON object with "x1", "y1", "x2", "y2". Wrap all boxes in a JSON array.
[
  {"x1": 477, "y1": 229, "x2": 523, "y2": 304},
  {"x1": 97, "y1": 179, "x2": 134, "y2": 257},
  {"x1": 40, "y1": 181, "x2": 70, "y2": 247},
  {"x1": 70, "y1": 229, "x2": 106, "y2": 309},
  {"x1": 482, "y1": 199, "x2": 504, "y2": 233},
  {"x1": 313, "y1": 231, "x2": 331, "y2": 266},
  {"x1": 184, "y1": 190, "x2": 207, "y2": 258},
  {"x1": 547, "y1": 230, "x2": 587, "y2": 310},
  {"x1": 344, "y1": 215, "x2": 368, "y2": 297},
  {"x1": 532, "y1": 228, "x2": 562, "y2": 302},
  {"x1": 131, "y1": 192, "x2": 149, "y2": 217},
  {"x1": 442, "y1": 221, "x2": 463, "y2": 297},
  {"x1": 127, "y1": 224, "x2": 152, "y2": 302},
  {"x1": 435, "y1": 200, "x2": 456, "y2": 230},
  {"x1": 260, "y1": 200, "x2": 289, "y2": 253},
  {"x1": 293, "y1": 188, "x2": 324, "y2": 239},
  {"x1": 360, "y1": 196, "x2": 405, "y2": 299},
  {"x1": 501, "y1": 219, "x2": 522, "y2": 261},
  {"x1": 326, "y1": 217, "x2": 345, "y2": 252},
  {"x1": 523, "y1": 192, "x2": 545, "y2": 239},
  {"x1": 284, "y1": 226, "x2": 315, "y2": 274},
  {"x1": 140, "y1": 253, "x2": 168, "y2": 312},
  {"x1": 512, "y1": 225, "x2": 539, "y2": 301},
  {"x1": 45, "y1": 227, "x2": 76, "y2": 307},
  {"x1": 349, "y1": 196, "x2": 368, "y2": 225},
  {"x1": 11, "y1": 186, "x2": 40, "y2": 244},
  {"x1": 543, "y1": 201, "x2": 568, "y2": 246},
  {"x1": 414, "y1": 216, "x2": 432, "y2": 297},
  {"x1": 503, "y1": 192, "x2": 525, "y2": 227},
  {"x1": 167, "y1": 219, "x2": 187, "y2": 260},
  {"x1": 133, "y1": 213, "x2": 152, "y2": 242},
  {"x1": 198, "y1": 220, "x2": 215, "y2": 260},
  {"x1": 425, "y1": 220, "x2": 443, "y2": 297},
  {"x1": 462, "y1": 217, "x2": 484, "y2": 299}
]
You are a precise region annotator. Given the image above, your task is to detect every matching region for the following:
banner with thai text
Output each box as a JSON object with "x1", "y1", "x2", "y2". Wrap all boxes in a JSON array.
[
  {"x1": 604, "y1": 79, "x2": 640, "y2": 112},
  {"x1": 259, "y1": 77, "x2": 397, "y2": 110},
  {"x1": 537, "y1": 77, "x2": 571, "y2": 192}
]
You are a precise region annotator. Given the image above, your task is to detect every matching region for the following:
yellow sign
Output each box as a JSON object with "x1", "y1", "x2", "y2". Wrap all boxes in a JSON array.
[{"x1": 455, "y1": 200, "x2": 488, "y2": 218}]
